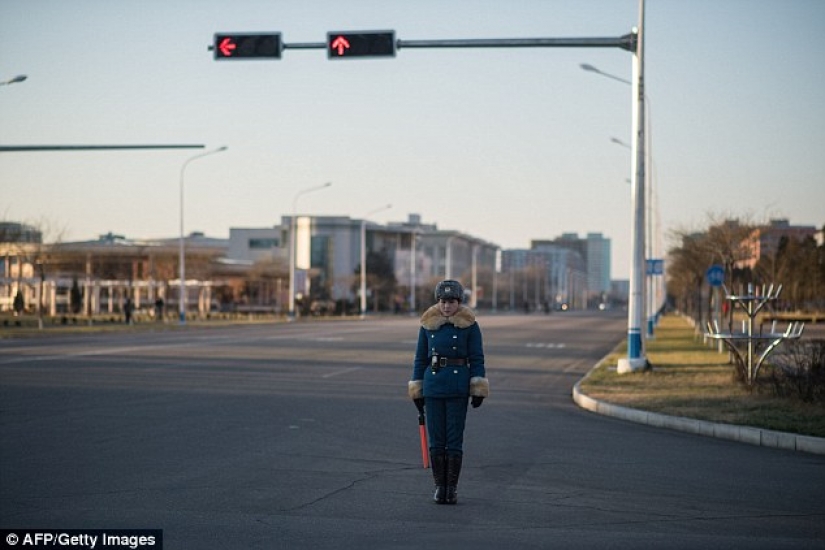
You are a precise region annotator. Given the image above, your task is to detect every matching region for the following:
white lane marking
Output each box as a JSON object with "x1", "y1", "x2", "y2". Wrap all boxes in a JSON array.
[
  {"x1": 525, "y1": 343, "x2": 566, "y2": 348},
  {"x1": 321, "y1": 366, "x2": 362, "y2": 379},
  {"x1": 0, "y1": 343, "x2": 198, "y2": 365}
]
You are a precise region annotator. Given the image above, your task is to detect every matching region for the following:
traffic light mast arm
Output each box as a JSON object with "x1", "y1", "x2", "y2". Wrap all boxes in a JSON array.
[
  {"x1": 398, "y1": 35, "x2": 635, "y2": 51},
  {"x1": 283, "y1": 41, "x2": 326, "y2": 50},
  {"x1": 210, "y1": 32, "x2": 637, "y2": 58},
  {"x1": 0, "y1": 145, "x2": 205, "y2": 152}
]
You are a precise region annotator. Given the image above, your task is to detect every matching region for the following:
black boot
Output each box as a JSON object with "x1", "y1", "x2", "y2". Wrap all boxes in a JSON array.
[
  {"x1": 445, "y1": 453, "x2": 463, "y2": 505},
  {"x1": 430, "y1": 451, "x2": 447, "y2": 504}
]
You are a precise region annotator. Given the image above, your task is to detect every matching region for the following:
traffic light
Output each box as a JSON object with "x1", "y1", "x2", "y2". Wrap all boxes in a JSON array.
[
  {"x1": 213, "y1": 33, "x2": 282, "y2": 60},
  {"x1": 327, "y1": 31, "x2": 396, "y2": 59}
]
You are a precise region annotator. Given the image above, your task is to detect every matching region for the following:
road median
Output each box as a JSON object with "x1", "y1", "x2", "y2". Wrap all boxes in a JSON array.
[{"x1": 574, "y1": 314, "x2": 825, "y2": 455}]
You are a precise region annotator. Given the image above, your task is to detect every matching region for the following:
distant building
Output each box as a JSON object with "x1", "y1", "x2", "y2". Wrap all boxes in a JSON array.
[
  {"x1": 1, "y1": 223, "x2": 42, "y2": 312},
  {"x1": 739, "y1": 219, "x2": 818, "y2": 269},
  {"x1": 0, "y1": 228, "x2": 232, "y2": 316},
  {"x1": 503, "y1": 246, "x2": 587, "y2": 310},
  {"x1": 585, "y1": 232, "x2": 611, "y2": 295},
  {"x1": 532, "y1": 231, "x2": 612, "y2": 304},
  {"x1": 278, "y1": 214, "x2": 498, "y2": 310},
  {"x1": 2, "y1": 213, "x2": 632, "y2": 316},
  {"x1": 228, "y1": 227, "x2": 284, "y2": 264},
  {"x1": 0, "y1": 222, "x2": 42, "y2": 244}
]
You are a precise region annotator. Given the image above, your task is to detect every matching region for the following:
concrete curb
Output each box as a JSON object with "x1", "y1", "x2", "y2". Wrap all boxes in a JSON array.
[{"x1": 572, "y1": 373, "x2": 825, "y2": 456}]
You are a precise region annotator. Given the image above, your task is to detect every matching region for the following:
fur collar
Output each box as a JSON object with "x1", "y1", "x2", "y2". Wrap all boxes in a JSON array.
[{"x1": 420, "y1": 304, "x2": 476, "y2": 330}]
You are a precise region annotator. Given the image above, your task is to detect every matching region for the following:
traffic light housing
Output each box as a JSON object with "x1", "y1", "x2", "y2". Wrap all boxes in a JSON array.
[
  {"x1": 327, "y1": 31, "x2": 396, "y2": 59},
  {"x1": 213, "y1": 33, "x2": 282, "y2": 60}
]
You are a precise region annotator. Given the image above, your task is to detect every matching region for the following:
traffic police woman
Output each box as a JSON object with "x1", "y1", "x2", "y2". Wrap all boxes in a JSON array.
[{"x1": 408, "y1": 280, "x2": 489, "y2": 504}]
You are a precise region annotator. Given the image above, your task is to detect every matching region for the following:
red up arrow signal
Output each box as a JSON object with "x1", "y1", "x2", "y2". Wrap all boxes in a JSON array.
[
  {"x1": 326, "y1": 31, "x2": 395, "y2": 60},
  {"x1": 218, "y1": 37, "x2": 237, "y2": 57},
  {"x1": 331, "y1": 36, "x2": 350, "y2": 56}
]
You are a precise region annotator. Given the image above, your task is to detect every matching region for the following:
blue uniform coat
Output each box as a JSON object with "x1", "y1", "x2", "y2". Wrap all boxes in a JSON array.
[{"x1": 410, "y1": 305, "x2": 488, "y2": 399}]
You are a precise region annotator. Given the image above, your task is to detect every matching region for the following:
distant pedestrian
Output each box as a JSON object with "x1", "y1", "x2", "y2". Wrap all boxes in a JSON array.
[
  {"x1": 13, "y1": 290, "x2": 24, "y2": 316},
  {"x1": 155, "y1": 297, "x2": 164, "y2": 322},
  {"x1": 124, "y1": 297, "x2": 134, "y2": 325},
  {"x1": 408, "y1": 279, "x2": 489, "y2": 504}
]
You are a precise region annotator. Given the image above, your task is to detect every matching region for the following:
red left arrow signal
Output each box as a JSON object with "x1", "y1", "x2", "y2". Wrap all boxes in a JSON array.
[
  {"x1": 331, "y1": 36, "x2": 350, "y2": 56},
  {"x1": 213, "y1": 33, "x2": 282, "y2": 60},
  {"x1": 218, "y1": 37, "x2": 237, "y2": 57}
]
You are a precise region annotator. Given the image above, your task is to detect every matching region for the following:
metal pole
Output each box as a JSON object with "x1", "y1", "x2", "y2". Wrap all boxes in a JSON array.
[
  {"x1": 273, "y1": 34, "x2": 636, "y2": 53},
  {"x1": 645, "y1": 97, "x2": 655, "y2": 338},
  {"x1": 398, "y1": 36, "x2": 633, "y2": 50},
  {"x1": 360, "y1": 219, "x2": 367, "y2": 317},
  {"x1": 288, "y1": 182, "x2": 332, "y2": 320},
  {"x1": 492, "y1": 253, "x2": 498, "y2": 313},
  {"x1": 1, "y1": 144, "x2": 205, "y2": 152},
  {"x1": 410, "y1": 230, "x2": 417, "y2": 313},
  {"x1": 288, "y1": 214, "x2": 296, "y2": 319},
  {"x1": 471, "y1": 245, "x2": 478, "y2": 309},
  {"x1": 178, "y1": 146, "x2": 227, "y2": 325},
  {"x1": 618, "y1": 0, "x2": 647, "y2": 373},
  {"x1": 446, "y1": 235, "x2": 456, "y2": 279},
  {"x1": 584, "y1": 64, "x2": 656, "y2": 339}
]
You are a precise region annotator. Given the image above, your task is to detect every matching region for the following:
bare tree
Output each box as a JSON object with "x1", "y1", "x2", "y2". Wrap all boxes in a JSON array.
[
  {"x1": 667, "y1": 213, "x2": 762, "y2": 323},
  {"x1": 756, "y1": 231, "x2": 825, "y2": 311}
]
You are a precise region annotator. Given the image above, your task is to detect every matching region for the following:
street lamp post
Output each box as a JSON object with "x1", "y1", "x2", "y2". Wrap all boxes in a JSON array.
[
  {"x1": 288, "y1": 182, "x2": 332, "y2": 320},
  {"x1": 492, "y1": 248, "x2": 501, "y2": 312},
  {"x1": 614, "y1": 127, "x2": 657, "y2": 337},
  {"x1": 445, "y1": 235, "x2": 457, "y2": 279},
  {"x1": 582, "y1": 0, "x2": 648, "y2": 372},
  {"x1": 621, "y1": 0, "x2": 648, "y2": 372},
  {"x1": 409, "y1": 229, "x2": 418, "y2": 314},
  {"x1": 471, "y1": 244, "x2": 479, "y2": 308},
  {"x1": 360, "y1": 204, "x2": 392, "y2": 318},
  {"x1": 178, "y1": 146, "x2": 227, "y2": 324}
]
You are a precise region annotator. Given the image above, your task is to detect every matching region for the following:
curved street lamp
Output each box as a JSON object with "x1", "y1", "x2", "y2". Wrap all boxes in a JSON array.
[
  {"x1": 0, "y1": 75, "x2": 27, "y2": 86},
  {"x1": 579, "y1": 63, "x2": 630, "y2": 85},
  {"x1": 179, "y1": 146, "x2": 227, "y2": 324},
  {"x1": 360, "y1": 204, "x2": 392, "y2": 318},
  {"x1": 288, "y1": 182, "x2": 332, "y2": 320},
  {"x1": 596, "y1": 67, "x2": 660, "y2": 341},
  {"x1": 611, "y1": 136, "x2": 631, "y2": 149}
]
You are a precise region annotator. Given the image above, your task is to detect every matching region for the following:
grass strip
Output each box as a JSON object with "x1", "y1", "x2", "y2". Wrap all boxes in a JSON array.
[{"x1": 579, "y1": 315, "x2": 825, "y2": 438}]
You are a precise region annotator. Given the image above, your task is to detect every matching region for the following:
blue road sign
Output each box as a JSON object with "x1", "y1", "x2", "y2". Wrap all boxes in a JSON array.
[
  {"x1": 646, "y1": 259, "x2": 664, "y2": 275},
  {"x1": 706, "y1": 264, "x2": 725, "y2": 287}
]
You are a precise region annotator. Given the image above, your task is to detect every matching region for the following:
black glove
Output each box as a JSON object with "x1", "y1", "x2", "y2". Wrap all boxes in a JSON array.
[
  {"x1": 414, "y1": 398, "x2": 425, "y2": 413},
  {"x1": 471, "y1": 396, "x2": 484, "y2": 408}
]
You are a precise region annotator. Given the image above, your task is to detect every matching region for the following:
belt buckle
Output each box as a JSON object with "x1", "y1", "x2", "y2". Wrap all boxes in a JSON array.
[{"x1": 439, "y1": 357, "x2": 448, "y2": 367}]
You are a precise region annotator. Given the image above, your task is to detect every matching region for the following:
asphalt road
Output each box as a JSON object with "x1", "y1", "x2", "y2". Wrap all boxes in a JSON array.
[{"x1": 1, "y1": 312, "x2": 823, "y2": 549}]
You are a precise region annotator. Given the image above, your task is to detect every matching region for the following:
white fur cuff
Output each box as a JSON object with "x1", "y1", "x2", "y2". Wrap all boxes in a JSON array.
[
  {"x1": 408, "y1": 380, "x2": 423, "y2": 400},
  {"x1": 469, "y1": 377, "x2": 490, "y2": 397}
]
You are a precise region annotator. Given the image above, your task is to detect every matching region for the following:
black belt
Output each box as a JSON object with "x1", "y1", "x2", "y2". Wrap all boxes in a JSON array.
[{"x1": 431, "y1": 356, "x2": 468, "y2": 367}]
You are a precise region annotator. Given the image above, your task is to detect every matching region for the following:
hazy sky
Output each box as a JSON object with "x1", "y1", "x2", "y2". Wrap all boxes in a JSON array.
[{"x1": 1, "y1": 0, "x2": 823, "y2": 279}]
